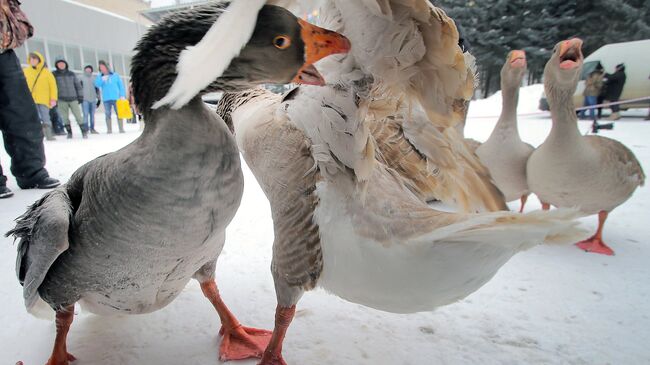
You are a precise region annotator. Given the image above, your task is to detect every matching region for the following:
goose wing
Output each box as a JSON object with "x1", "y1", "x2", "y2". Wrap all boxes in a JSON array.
[
  {"x1": 336, "y1": 0, "x2": 475, "y2": 126},
  {"x1": 350, "y1": 165, "x2": 585, "y2": 249},
  {"x1": 586, "y1": 135, "x2": 645, "y2": 188},
  {"x1": 7, "y1": 167, "x2": 87, "y2": 314},
  {"x1": 219, "y1": 89, "x2": 325, "y2": 291}
]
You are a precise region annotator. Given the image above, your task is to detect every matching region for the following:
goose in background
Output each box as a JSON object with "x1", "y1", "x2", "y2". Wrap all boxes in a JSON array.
[
  {"x1": 7, "y1": 3, "x2": 350, "y2": 364},
  {"x1": 527, "y1": 38, "x2": 645, "y2": 256},
  {"x1": 217, "y1": 2, "x2": 587, "y2": 363},
  {"x1": 476, "y1": 50, "x2": 535, "y2": 212}
]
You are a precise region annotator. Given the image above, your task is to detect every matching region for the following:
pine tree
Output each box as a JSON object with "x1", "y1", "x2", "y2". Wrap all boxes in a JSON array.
[{"x1": 434, "y1": 0, "x2": 648, "y2": 97}]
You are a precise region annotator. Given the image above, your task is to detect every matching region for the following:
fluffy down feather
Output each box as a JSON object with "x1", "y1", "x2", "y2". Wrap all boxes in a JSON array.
[
  {"x1": 286, "y1": 83, "x2": 376, "y2": 195},
  {"x1": 328, "y1": 0, "x2": 474, "y2": 127}
]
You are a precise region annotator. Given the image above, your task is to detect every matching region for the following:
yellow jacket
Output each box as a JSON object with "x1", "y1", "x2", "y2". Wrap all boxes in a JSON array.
[{"x1": 23, "y1": 52, "x2": 57, "y2": 107}]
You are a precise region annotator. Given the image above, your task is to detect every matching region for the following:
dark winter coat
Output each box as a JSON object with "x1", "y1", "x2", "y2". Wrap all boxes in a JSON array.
[
  {"x1": 603, "y1": 68, "x2": 626, "y2": 101},
  {"x1": 52, "y1": 60, "x2": 82, "y2": 102}
]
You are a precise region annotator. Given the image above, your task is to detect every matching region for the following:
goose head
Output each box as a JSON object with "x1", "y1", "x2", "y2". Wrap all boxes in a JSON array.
[
  {"x1": 501, "y1": 50, "x2": 527, "y2": 89},
  {"x1": 229, "y1": 6, "x2": 351, "y2": 87},
  {"x1": 131, "y1": 4, "x2": 351, "y2": 114},
  {"x1": 544, "y1": 38, "x2": 584, "y2": 95}
]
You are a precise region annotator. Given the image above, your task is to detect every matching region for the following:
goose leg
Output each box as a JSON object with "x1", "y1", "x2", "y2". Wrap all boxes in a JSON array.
[
  {"x1": 259, "y1": 273, "x2": 304, "y2": 365},
  {"x1": 200, "y1": 281, "x2": 272, "y2": 361},
  {"x1": 32, "y1": 305, "x2": 76, "y2": 365},
  {"x1": 576, "y1": 211, "x2": 614, "y2": 256},
  {"x1": 259, "y1": 305, "x2": 296, "y2": 365},
  {"x1": 518, "y1": 195, "x2": 528, "y2": 213},
  {"x1": 542, "y1": 202, "x2": 551, "y2": 211}
]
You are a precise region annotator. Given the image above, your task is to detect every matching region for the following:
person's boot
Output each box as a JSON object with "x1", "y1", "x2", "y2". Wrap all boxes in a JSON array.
[
  {"x1": 19, "y1": 177, "x2": 61, "y2": 190},
  {"x1": 81, "y1": 124, "x2": 89, "y2": 139},
  {"x1": 106, "y1": 118, "x2": 113, "y2": 134},
  {"x1": 118, "y1": 118, "x2": 125, "y2": 133},
  {"x1": 65, "y1": 125, "x2": 73, "y2": 139},
  {"x1": 91, "y1": 128, "x2": 100, "y2": 134},
  {"x1": 43, "y1": 125, "x2": 56, "y2": 141},
  {"x1": 0, "y1": 186, "x2": 14, "y2": 199}
]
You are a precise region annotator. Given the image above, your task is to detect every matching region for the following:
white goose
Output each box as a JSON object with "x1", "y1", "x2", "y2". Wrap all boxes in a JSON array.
[
  {"x1": 217, "y1": 2, "x2": 587, "y2": 363},
  {"x1": 527, "y1": 38, "x2": 645, "y2": 256},
  {"x1": 476, "y1": 50, "x2": 535, "y2": 212}
]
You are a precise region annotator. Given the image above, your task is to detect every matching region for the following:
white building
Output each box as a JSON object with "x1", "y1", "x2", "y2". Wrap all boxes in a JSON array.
[{"x1": 16, "y1": 0, "x2": 152, "y2": 83}]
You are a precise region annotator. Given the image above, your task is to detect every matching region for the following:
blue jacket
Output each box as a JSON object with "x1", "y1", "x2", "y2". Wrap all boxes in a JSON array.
[{"x1": 94, "y1": 72, "x2": 125, "y2": 101}]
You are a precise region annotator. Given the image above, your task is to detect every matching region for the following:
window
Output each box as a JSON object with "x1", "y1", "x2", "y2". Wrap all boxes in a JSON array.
[
  {"x1": 15, "y1": 45, "x2": 28, "y2": 65},
  {"x1": 97, "y1": 50, "x2": 110, "y2": 69},
  {"x1": 113, "y1": 54, "x2": 126, "y2": 76},
  {"x1": 26, "y1": 38, "x2": 46, "y2": 58},
  {"x1": 82, "y1": 47, "x2": 97, "y2": 69},
  {"x1": 48, "y1": 41, "x2": 65, "y2": 67},
  {"x1": 580, "y1": 61, "x2": 600, "y2": 81},
  {"x1": 66, "y1": 44, "x2": 82, "y2": 71}
]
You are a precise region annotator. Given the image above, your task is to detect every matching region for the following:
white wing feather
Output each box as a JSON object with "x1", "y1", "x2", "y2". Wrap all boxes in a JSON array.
[{"x1": 153, "y1": 0, "x2": 267, "y2": 110}]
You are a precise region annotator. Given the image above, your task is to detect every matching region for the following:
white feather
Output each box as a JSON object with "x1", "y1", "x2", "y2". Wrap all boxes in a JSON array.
[
  {"x1": 314, "y1": 178, "x2": 587, "y2": 314},
  {"x1": 153, "y1": 0, "x2": 267, "y2": 110}
]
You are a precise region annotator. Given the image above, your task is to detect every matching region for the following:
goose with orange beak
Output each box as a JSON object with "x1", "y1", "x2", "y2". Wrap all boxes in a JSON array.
[
  {"x1": 8, "y1": 3, "x2": 350, "y2": 365},
  {"x1": 214, "y1": 2, "x2": 589, "y2": 362},
  {"x1": 527, "y1": 38, "x2": 645, "y2": 255},
  {"x1": 154, "y1": 0, "x2": 350, "y2": 110},
  {"x1": 476, "y1": 50, "x2": 535, "y2": 213}
]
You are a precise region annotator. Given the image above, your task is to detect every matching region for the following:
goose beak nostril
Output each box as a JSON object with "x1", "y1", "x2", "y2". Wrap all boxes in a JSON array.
[{"x1": 298, "y1": 18, "x2": 351, "y2": 66}]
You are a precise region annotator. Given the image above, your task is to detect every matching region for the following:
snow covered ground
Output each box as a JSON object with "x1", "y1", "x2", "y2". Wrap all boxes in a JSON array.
[{"x1": 1, "y1": 88, "x2": 649, "y2": 365}]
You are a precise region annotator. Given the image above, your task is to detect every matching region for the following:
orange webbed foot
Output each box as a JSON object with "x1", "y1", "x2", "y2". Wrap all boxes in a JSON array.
[
  {"x1": 219, "y1": 325, "x2": 273, "y2": 361},
  {"x1": 16, "y1": 353, "x2": 77, "y2": 365},
  {"x1": 46, "y1": 353, "x2": 77, "y2": 365},
  {"x1": 576, "y1": 236, "x2": 615, "y2": 256}
]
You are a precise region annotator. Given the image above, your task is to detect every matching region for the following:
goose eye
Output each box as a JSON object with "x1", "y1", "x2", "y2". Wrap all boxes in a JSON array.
[{"x1": 273, "y1": 35, "x2": 292, "y2": 50}]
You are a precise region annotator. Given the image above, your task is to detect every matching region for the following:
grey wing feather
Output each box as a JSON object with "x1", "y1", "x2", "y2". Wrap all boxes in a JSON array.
[{"x1": 7, "y1": 189, "x2": 74, "y2": 310}]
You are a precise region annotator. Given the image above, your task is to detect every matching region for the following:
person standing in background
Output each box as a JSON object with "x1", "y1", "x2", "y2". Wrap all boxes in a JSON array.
[
  {"x1": 49, "y1": 105, "x2": 67, "y2": 135},
  {"x1": 53, "y1": 59, "x2": 87, "y2": 138},
  {"x1": 95, "y1": 60, "x2": 126, "y2": 133},
  {"x1": 603, "y1": 63, "x2": 627, "y2": 121},
  {"x1": 80, "y1": 65, "x2": 100, "y2": 134},
  {"x1": 579, "y1": 64, "x2": 604, "y2": 120},
  {"x1": 1, "y1": 0, "x2": 60, "y2": 198},
  {"x1": 23, "y1": 52, "x2": 57, "y2": 140}
]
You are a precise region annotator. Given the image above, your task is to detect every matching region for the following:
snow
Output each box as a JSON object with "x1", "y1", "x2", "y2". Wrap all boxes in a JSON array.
[{"x1": 1, "y1": 96, "x2": 649, "y2": 364}]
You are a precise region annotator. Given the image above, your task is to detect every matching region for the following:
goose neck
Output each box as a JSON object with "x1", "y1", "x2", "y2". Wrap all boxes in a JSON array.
[{"x1": 547, "y1": 88, "x2": 582, "y2": 144}]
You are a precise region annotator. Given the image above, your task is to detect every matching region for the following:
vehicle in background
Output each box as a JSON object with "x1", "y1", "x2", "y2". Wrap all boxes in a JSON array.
[{"x1": 539, "y1": 39, "x2": 650, "y2": 111}]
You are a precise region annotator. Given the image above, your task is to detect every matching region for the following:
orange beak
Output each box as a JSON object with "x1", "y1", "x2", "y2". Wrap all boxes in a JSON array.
[
  {"x1": 292, "y1": 18, "x2": 352, "y2": 86},
  {"x1": 559, "y1": 38, "x2": 584, "y2": 70},
  {"x1": 509, "y1": 50, "x2": 526, "y2": 68}
]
